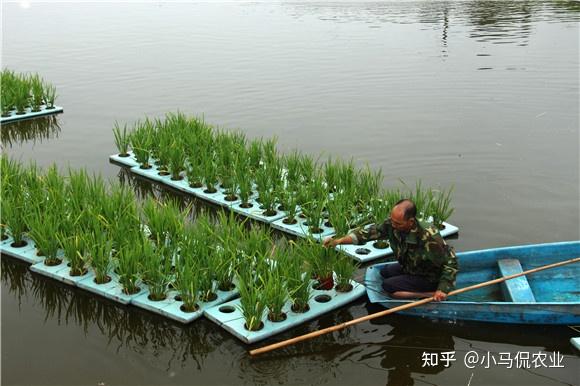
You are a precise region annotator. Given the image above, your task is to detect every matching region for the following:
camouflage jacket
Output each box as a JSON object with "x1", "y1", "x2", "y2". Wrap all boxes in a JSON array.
[{"x1": 350, "y1": 218, "x2": 458, "y2": 293}]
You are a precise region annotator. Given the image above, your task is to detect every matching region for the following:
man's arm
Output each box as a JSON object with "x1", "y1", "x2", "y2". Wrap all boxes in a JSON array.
[
  {"x1": 323, "y1": 221, "x2": 388, "y2": 248},
  {"x1": 423, "y1": 231, "x2": 458, "y2": 301}
]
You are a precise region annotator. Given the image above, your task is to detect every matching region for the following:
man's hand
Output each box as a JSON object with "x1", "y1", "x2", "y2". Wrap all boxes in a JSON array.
[
  {"x1": 433, "y1": 290, "x2": 447, "y2": 302},
  {"x1": 323, "y1": 237, "x2": 337, "y2": 248}
]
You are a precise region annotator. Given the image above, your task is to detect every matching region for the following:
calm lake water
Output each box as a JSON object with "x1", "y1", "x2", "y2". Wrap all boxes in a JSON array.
[{"x1": 2, "y1": 1, "x2": 579, "y2": 385}]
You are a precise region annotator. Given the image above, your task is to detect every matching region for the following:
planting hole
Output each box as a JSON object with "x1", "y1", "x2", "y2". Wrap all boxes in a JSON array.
[
  {"x1": 315, "y1": 295, "x2": 332, "y2": 303},
  {"x1": 372, "y1": 241, "x2": 389, "y2": 250},
  {"x1": 355, "y1": 248, "x2": 371, "y2": 255},
  {"x1": 219, "y1": 305, "x2": 236, "y2": 313}
]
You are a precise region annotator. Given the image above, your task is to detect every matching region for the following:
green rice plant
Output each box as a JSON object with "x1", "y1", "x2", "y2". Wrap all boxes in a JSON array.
[
  {"x1": 248, "y1": 138, "x2": 263, "y2": 173},
  {"x1": 334, "y1": 255, "x2": 358, "y2": 292},
  {"x1": 201, "y1": 152, "x2": 219, "y2": 193},
  {"x1": 142, "y1": 244, "x2": 173, "y2": 301},
  {"x1": 296, "y1": 238, "x2": 335, "y2": 288},
  {"x1": 299, "y1": 172, "x2": 328, "y2": 234},
  {"x1": 13, "y1": 81, "x2": 29, "y2": 114},
  {"x1": 368, "y1": 189, "x2": 402, "y2": 225},
  {"x1": 285, "y1": 245, "x2": 312, "y2": 313},
  {"x1": 115, "y1": 236, "x2": 143, "y2": 295},
  {"x1": 215, "y1": 131, "x2": 236, "y2": 190},
  {"x1": 403, "y1": 180, "x2": 433, "y2": 220},
  {"x1": 167, "y1": 139, "x2": 186, "y2": 180},
  {"x1": 262, "y1": 247, "x2": 289, "y2": 322},
  {"x1": 174, "y1": 249, "x2": 201, "y2": 312},
  {"x1": 355, "y1": 166, "x2": 383, "y2": 212},
  {"x1": 26, "y1": 201, "x2": 62, "y2": 265},
  {"x1": 338, "y1": 158, "x2": 357, "y2": 194},
  {"x1": 164, "y1": 198, "x2": 188, "y2": 248},
  {"x1": 283, "y1": 150, "x2": 303, "y2": 189},
  {"x1": 2, "y1": 164, "x2": 28, "y2": 245},
  {"x1": 141, "y1": 196, "x2": 168, "y2": 246},
  {"x1": 101, "y1": 184, "x2": 140, "y2": 252},
  {"x1": 85, "y1": 215, "x2": 113, "y2": 284},
  {"x1": 262, "y1": 137, "x2": 278, "y2": 167},
  {"x1": 112, "y1": 122, "x2": 130, "y2": 157},
  {"x1": 235, "y1": 150, "x2": 253, "y2": 207},
  {"x1": 430, "y1": 186, "x2": 455, "y2": 229},
  {"x1": 326, "y1": 192, "x2": 354, "y2": 237},
  {"x1": 130, "y1": 120, "x2": 154, "y2": 168},
  {"x1": 254, "y1": 165, "x2": 277, "y2": 216},
  {"x1": 43, "y1": 82, "x2": 57, "y2": 109},
  {"x1": 57, "y1": 233, "x2": 88, "y2": 277},
  {"x1": 213, "y1": 211, "x2": 247, "y2": 290},
  {"x1": 0, "y1": 87, "x2": 13, "y2": 116},
  {"x1": 30, "y1": 75, "x2": 44, "y2": 112},
  {"x1": 277, "y1": 188, "x2": 299, "y2": 224},
  {"x1": 236, "y1": 265, "x2": 266, "y2": 331},
  {"x1": 324, "y1": 156, "x2": 341, "y2": 193}
]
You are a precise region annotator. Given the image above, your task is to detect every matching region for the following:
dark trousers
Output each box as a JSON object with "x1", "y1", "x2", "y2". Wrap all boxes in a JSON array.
[{"x1": 380, "y1": 263, "x2": 437, "y2": 294}]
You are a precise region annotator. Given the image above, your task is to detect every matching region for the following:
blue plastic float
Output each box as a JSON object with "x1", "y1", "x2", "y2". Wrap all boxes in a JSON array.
[
  {"x1": 204, "y1": 278, "x2": 365, "y2": 344},
  {"x1": 0, "y1": 106, "x2": 64, "y2": 123}
]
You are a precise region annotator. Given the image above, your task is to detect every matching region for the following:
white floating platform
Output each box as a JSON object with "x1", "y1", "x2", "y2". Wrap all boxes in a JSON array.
[
  {"x1": 0, "y1": 237, "x2": 43, "y2": 264},
  {"x1": 271, "y1": 216, "x2": 335, "y2": 241},
  {"x1": 0, "y1": 106, "x2": 63, "y2": 123},
  {"x1": 109, "y1": 152, "x2": 140, "y2": 168},
  {"x1": 204, "y1": 279, "x2": 365, "y2": 344}
]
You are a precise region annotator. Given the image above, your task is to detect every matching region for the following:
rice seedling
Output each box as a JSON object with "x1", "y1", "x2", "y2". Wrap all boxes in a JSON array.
[
  {"x1": 141, "y1": 197, "x2": 168, "y2": 246},
  {"x1": 236, "y1": 265, "x2": 266, "y2": 331},
  {"x1": 13, "y1": 81, "x2": 30, "y2": 114},
  {"x1": 167, "y1": 139, "x2": 186, "y2": 180},
  {"x1": 26, "y1": 202, "x2": 62, "y2": 265},
  {"x1": 142, "y1": 244, "x2": 173, "y2": 301},
  {"x1": 338, "y1": 158, "x2": 357, "y2": 194},
  {"x1": 262, "y1": 246, "x2": 289, "y2": 322},
  {"x1": 130, "y1": 120, "x2": 154, "y2": 168},
  {"x1": 114, "y1": 235, "x2": 143, "y2": 295},
  {"x1": 43, "y1": 83, "x2": 57, "y2": 109},
  {"x1": 403, "y1": 180, "x2": 433, "y2": 220},
  {"x1": 2, "y1": 179, "x2": 29, "y2": 247},
  {"x1": 57, "y1": 233, "x2": 88, "y2": 277},
  {"x1": 255, "y1": 166, "x2": 278, "y2": 216},
  {"x1": 324, "y1": 156, "x2": 342, "y2": 193},
  {"x1": 355, "y1": 166, "x2": 383, "y2": 213},
  {"x1": 215, "y1": 131, "x2": 236, "y2": 190},
  {"x1": 334, "y1": 255, "x2": 358, "y2": 292},
  {"x1": 326, "y1": 192, "x2": 354, "y2": 237},
  {"x1": 235, "y1": 150, "x2": 254, "y2": 207},
  {"x1": 112, "y1": 122, "x2": 130, "y2": 157},
  {"x1": 299, "y1": 172, "x2": 328, "y2": 234},
  {"x1": 297, "y1": 238, "x2": 335, "y2": 289},
  {"x1": 155, "y1": 126, "x2": 174, "y2": 175},
  {"x1": 430, "y1": 185, "x2": 455, "y2": 229},
  {"x1": 173, "y1": 249, "x2": 201, "y2": 312},
  {"x1": 285, "y1": 245, "x2": 312, "y2": 313},
  {"x1": 85, "y1": 215, "x2": 113, "y2": 284},
  {"x1": 248, "y1": 138, "x2": 263, "y2": 173},
  {"x1": 30, "y1": 75, "x2": 44, "y2": 112},
  {"x1": 278, "y1": 188, "x2": 299, "y2": 224},
  {"x1": 201, "y1": 152, "x2": 219, "y2": 193}
]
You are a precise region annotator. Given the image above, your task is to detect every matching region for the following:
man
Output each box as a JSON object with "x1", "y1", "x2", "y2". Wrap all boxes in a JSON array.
[{"x1": 323, "y1": 199, "x2": 458, "y2": 301}]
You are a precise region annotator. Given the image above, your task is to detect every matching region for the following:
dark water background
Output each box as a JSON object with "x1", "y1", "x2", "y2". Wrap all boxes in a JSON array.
[{"x1": 2, "y1": 1, "x2": 579, "y2": 385}]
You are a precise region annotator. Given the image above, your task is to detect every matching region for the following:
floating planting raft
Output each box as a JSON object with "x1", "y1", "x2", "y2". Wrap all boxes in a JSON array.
[
  {"x1": 1, "y1": 157, "x2": 365, "y2": 335},
  {"x1": 109, "y1": 113, "x2": 459, "y2": 262},
  {"x1": 0, "y1": 69, "x2": 63, "y2": 123}
]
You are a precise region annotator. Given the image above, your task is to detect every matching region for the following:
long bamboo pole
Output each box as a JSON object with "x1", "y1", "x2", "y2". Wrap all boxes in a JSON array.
[{"x1": 249, "y1": 256, "x2": 580, "y2": 356}]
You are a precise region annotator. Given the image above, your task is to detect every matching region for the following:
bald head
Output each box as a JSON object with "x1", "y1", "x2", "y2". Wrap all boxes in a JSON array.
[{"x1": 390, "y1": 199, "x2": 417, "y2": 232}]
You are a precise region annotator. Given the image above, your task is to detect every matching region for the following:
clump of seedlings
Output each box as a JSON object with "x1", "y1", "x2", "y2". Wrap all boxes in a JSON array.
[
  {"x1": 334, "y1": 255, "x2": 358, "y2": 293},
  {"x1": 113, "y1": 122, "x2": 131, "y2": 157},
  {"x1": 114, "y1": 233, "x2": 145, "y2": 295},
  {"x1": 58, "y1": 233, "x2": 87, "y2": 277},
  {"x1": 130, "y1": 119, "x2": 154, "y2": 169},
  {"x1": 299, "y1": 239, "x2": 335, "y2": 290},
  {"x1": 0, "y1": 69, "x2": 58, "y2": 116},
  {"x1": 236, "y1": 263, "x2": 266, "y2": 331},
  {"x1": 262, "y1": 246, "x2": 289, "y2": 322},
  {"x1": 285, "y1": 246, "x2": 312, "y2": 313},
  {"x1": 85, "y1": 215, "x2": 113, "y2": 284},
  {"x1": 299, "y1": 172, "x2": 328, "y2": 234},
  {"x1": 142, "y1": 243, "x2": 174, "y2": 301},
  {"x1": 174, "y1": 234, "x2": 201, "y2": 312},
  {"x1": 2, "y1": 163, "x2": 31, "y2": 247},
  {"x1": 430, "y1": 186, "x2": 455, "y2": 230}
]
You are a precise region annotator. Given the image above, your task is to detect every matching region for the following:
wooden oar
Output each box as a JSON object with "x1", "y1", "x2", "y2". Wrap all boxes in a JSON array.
[{"x1": 249, "y1": 256, "x2": 580, "y2": 356}]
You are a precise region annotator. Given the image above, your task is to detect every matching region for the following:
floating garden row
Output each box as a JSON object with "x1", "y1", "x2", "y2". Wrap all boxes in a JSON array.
[
  {"x1": 0, "y1": 156, "x2": 364, "y2": 337},
  {"x1": 109, "y1": 112, "x2": 459, "y2": 262},
  {"x1": 1, "y1": 69, "x2": 63, "y2": 123}
]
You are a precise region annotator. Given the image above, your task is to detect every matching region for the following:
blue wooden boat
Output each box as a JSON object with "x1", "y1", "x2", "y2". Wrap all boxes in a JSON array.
[{"x1": 364, "y1": 241, "x2": 580, "y2": 325}]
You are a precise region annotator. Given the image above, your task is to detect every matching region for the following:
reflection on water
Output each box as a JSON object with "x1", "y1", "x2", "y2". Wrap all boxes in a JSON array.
[
  {"x1": 1, "y1": 115, "x2": 61, "y2": 148},
  {"x1": 1, "y1": 257, "x2": 219, "y2": 370}
]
